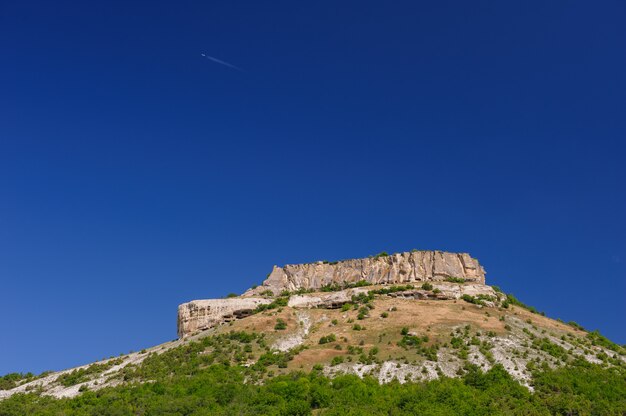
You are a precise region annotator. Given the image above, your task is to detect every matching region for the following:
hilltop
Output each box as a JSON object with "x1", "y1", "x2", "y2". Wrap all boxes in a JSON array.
[{"x1": 1, "y1": 251, "x2": 625, "y2": 414}]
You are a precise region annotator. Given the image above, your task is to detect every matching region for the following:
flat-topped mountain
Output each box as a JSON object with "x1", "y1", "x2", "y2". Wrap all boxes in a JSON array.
[
  {"x1": 249, "y1": 250, "x2": 485, "y2": 295},
  {"x1": 2, "y1": 250, "x2": 625, "y2": 414},
  {"x1": 178, "y1": 251, "x2": 488, "y2": 338}
]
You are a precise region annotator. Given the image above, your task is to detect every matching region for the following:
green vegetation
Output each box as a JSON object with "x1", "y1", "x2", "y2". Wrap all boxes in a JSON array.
[
  {"x1": 3, "y1": 288, "x2": 626, "y2": 415},
  {"x1": 368, "y1": 285, "x2": 414, "y2": 295},
  {"x1": 502, "y1": 293, "x2": 544, "y2": 315},
  {"x1": 254, "y1": 296, "x2": 289, "y2": 313},
  {"x1": 0, "y1": 373, "x2": 33, "y2": 391},
  {"x1": 532, "y1": 337, "x2": 569, "y2": 361},
  {"x1": 56, "y1": 359, "x2": 124, "y2": 387},
  {"x1": 444, "y1": 276, "x2": 466, "y2": 283},
  {"x1": 320, "y1": 280, "x2": 371, "y2": 293},
  {"x1": 330, "y1": 356, "x2": 344, "y2": 366},
  {"x1": 568, "y1": 321, "x2": 586, "y2": 331},
  {"x1": 421, "y1": 282, "x2": 433, "y2": 290},
  {"x1": 318, "y1": 334, "x2": 336, "y2": 345},
  {"x1": 461, "y1": 294, "x2": 485, "y2": 306},
  {"x1": 2, "y1": 357, "x2": 624, "y2": 415},
  {"x1": 586, "y1": 330, "x2": 624, "y2": 354}
]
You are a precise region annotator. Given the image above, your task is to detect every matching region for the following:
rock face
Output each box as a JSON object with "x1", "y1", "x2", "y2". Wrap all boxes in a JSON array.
[
  {"x1": 177, "y1": 298, "x2": 271, "y2": 338},
  {"x1": 287, "y1": 283, "x2": 498, "y2": 309},
  {"x1": 287, "y1": 288, "x2": 370, "y2": 309},
  {"x1": 250, "y1": 251, "x2": 485, "y2": 295},
  {"x1": 177, "y1": 251, "x2": 488, "y2": 338}
]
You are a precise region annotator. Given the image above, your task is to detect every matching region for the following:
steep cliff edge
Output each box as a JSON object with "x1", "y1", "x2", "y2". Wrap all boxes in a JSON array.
[
  {"x1": 248, "y1": 250, "x2": 485, "y2": 295},
  {"x1": 177, "y1": 251, "x2": 488, "y2": 338},
  {"x1": 177, "y1": 298, "x2": 272, "y2": 338}
]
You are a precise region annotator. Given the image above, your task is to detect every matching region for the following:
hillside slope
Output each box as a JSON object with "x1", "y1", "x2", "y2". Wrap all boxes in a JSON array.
[
  {"x1": 1, "y1": 252, "x2": 625, "y2": 414},
  {"x1": 2, "y1": 281, "x2": 624, "y2": 402}
]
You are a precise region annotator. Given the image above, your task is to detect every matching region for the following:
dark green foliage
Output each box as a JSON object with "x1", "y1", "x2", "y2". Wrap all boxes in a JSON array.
[
  {"x1": 274, "y1": 319, "x2": 287, "y2": 330},
  {"x1": 351, "y1": 292, "x2": 374, "y2": 305},
  {"x1": 586, "y1": 330, "x2": 624, "y2": 354},
  {"x1": 3, "y1": 358, "x2": 624, "y2": 415},
  {"x1": 56, "y1": 359, "x2": 124, "y2": 387},
  {"x1": 0, "y1": 373, "x2": 33, "y2": 391},
  {"x1": 320, "y1": 280, "x2": 371, "y2": 293},
  {"x1": 259, "y1": 289, "x2": 274, "y2": 297},
  {"x1": 320, "y1": 282, "x2": 343, "y2": 292},
  {"x1": 368, "y1": 284, "x2": 414, "y2": 295},
  {"x1": 330, "y1": 356, "x2": 344, "y2": 366},
  {"x1": 421, "y1": 282, "x2": 433, "y2": 290},
  {"x1": 532, "y1": 337, "x2": 569, "y2": 361},
  {"x1": 318, "y1": 334, "x2": 336, "y2": 345},
  {"x1": 503, "y1": 292, "x2": 544, "y2": 315},
  {"x1": 461, "y1": 294, "x2": 485, "y2": 306},
  {"x1": 444, "y1": 276, "x2": 466, "y2": 283},
  {"x1": 254, "y1": 296, "x2": 289, "y2": 313},
  {"x1": 373, "y1": 251, "x2": 389, "y2": 259}
]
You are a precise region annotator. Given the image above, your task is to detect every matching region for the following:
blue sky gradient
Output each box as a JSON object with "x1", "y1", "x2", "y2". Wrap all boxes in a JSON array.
[{"x1": 1, "y1": 0, "x2": 624, "y2": 375}]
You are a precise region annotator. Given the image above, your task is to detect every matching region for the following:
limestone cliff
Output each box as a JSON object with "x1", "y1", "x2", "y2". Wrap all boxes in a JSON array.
[
  {"x1": 177, "y1": 298, "x2": 271, "y2": 338},
  {"x1": 177, "y1": 251, "x2": 488, "y2": 338},
  {"x1": 249, "y1": 251, "x2": 485, "y2": 295}
]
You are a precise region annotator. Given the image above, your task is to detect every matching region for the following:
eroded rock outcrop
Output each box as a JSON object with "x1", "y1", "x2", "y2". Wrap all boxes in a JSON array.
[
  {"x1": 286, "y1": 283, "x2": 498, "y2": 309},
  {"x1": 178, "y1": 251, "x2": 488, "y2": 338},
  {"x1": 177, "y1": 298, "x2": 271, "y2": 338},
  {"x1": 287, "y1": 288, "x2": 370, "y2": 309},
  {"x1": 249, "y1": 251, "x2": 485, "y2": 295}
]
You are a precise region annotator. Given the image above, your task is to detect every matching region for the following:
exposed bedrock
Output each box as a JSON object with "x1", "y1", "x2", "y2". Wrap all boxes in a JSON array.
[
  {"x1": 249, "y1": 251, "x2": 485, "y2": 295},
  {"x1": 178, "y1": 251, "x2": 488, "y2": 338},
  {"x1": 177, "y1": 298, "x2": 271, "y2": 338}
]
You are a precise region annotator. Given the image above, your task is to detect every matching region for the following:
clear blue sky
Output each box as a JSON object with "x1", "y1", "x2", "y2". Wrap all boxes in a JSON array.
[{"x1": 1, "y1": 0, "x2": 624, "y2": 375}]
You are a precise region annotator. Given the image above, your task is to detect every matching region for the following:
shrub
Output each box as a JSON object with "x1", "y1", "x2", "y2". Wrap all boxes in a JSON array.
[
  {"x1": 274, "y1": 319, "x2": 287, "y2": 330},
  {"x1": 331, "y1": 356, "x2": 344, "y2": 366},
  {"x1": 421, "y1": 283, "x2": 433, "y2": 290},
  {"x1": 568, "y1": 321, "x2": 586, "y2": 331},
  {"x1": 319, "y1": 334, "x2": 337, "y2": 344},
  {"x1": 380, "y1": 312, "x2": 389, "y2": 318}
]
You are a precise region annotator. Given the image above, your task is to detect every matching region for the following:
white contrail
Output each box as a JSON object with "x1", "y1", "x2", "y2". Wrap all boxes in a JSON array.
[{"x1": 200, "y1": 53, "x2": 244, "y2": 72}]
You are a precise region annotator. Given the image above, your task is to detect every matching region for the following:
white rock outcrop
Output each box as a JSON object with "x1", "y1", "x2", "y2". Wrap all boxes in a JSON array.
[
  {"x1": 249, "y1": 251, "x2": 485, "y2": 295},
  {"x1": 177, "y1": 298, "x2": 271, "y2": 338},
  {"x1": 287, "y1": 288, "x2": 370, "y2": 309}
]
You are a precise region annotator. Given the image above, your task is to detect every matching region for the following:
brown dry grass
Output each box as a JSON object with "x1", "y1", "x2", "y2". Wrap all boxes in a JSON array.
[{"x1": 211, "y1": 295, "x2": 585, "y2": 372}]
